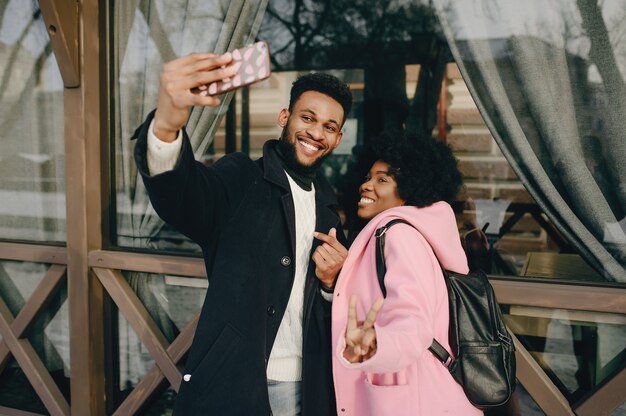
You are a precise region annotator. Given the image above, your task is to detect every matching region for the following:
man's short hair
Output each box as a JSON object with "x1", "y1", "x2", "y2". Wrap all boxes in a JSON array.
[{"x1": 289, "y1": 73, "x2": 353, "y2": 125}]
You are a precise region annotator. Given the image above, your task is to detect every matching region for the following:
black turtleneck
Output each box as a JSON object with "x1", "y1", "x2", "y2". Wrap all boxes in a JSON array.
[{"x1": 275, "y1": 141, "x2": 316, "y2": 191}]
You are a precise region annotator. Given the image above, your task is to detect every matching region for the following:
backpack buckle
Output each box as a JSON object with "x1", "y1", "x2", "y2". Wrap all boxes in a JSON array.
[
  {"x1": 375, "y1": 227, "x2": 388, "y2": 238},
  {"x1": 444, "y1": 355, "x2": 457, "y2": 371}
]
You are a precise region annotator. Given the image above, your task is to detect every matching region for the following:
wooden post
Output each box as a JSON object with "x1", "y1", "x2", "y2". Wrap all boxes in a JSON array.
[{"x1": 41, "y1": 0, "x2": 108, "y2": 414}]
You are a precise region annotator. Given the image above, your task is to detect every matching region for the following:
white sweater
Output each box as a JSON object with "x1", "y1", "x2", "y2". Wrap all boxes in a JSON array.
[{"x1": 266, "y1": 173, "x2": 316, "y2": 381}]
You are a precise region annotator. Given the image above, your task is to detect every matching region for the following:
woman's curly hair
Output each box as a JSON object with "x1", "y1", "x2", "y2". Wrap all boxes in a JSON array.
[{"x1": 358, "y1": 130, "x2": 463, "y2": 207}]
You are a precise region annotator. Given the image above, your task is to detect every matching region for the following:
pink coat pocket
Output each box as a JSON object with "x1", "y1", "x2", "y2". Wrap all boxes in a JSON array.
[{"x1": 363, "y1": 377, "x2": 412, "y2": 416}]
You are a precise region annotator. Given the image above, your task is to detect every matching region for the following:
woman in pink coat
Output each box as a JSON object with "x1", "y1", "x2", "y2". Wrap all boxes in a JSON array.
[{"x1": 332, "y1": 132, "x2": 482, "y2": 415}]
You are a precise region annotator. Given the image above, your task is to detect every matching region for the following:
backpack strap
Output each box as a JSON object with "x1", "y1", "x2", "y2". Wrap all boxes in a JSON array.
[
  {"x1": 374, "y1": 218, "x2": 409, "y2": 297},
  {"x1": 375, "y1": 218, "x2": 457, "y2": 371}
]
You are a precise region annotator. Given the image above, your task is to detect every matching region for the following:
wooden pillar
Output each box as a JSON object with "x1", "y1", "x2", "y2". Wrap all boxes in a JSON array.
[{"x1": 42, "y1": 0, "x2": 108, "y2": 414}]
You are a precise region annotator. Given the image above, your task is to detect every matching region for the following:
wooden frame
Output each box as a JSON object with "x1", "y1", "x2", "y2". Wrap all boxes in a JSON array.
[
  {"x1": 512, "y1": 332, "x2": 575, "y2": 415},
  {"x1": 92, "y1": 265, "x2": 200, "y2": 415},
  {"x1": 0, "y1": 265, "x2": 69, "y2": 415},
  {"x1": 39, "y1": 0, "x2": 80, "y2": 88}
]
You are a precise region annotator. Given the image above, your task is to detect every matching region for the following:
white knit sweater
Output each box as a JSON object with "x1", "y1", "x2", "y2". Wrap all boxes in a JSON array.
[{"x1": 266, "y1": 173, "x2": 316, "y2": 381}]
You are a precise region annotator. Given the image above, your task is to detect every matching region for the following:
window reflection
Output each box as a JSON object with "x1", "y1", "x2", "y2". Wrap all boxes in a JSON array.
[
  {"x1": 435, "y1": 0, "x2": 626, "y2": 282},
  {"x1": 503, "y1": 304, "x2": 626, "y2": 404},
  {"x1": 0, "y1": 260, "x2": 70, "y2": 412},
  {"x1": 0, "y1": 1, "x2": 65, "y2": 243},
  {"x1": 111, "y1": 0, "x2": 622, "y2": 286}
]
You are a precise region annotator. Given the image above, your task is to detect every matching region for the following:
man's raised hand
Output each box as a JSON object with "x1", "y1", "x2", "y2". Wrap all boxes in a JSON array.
[{"x1": 153, "y1": 53, "x2": 237, "y2": 141}]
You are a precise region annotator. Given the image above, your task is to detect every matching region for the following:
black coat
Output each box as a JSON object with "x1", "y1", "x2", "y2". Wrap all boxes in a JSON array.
[{"x1": 133, "y1": 112, "x2": 343, "y2": 415}]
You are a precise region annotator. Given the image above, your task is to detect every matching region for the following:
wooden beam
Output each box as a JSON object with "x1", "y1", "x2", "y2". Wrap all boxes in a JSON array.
[
  {"x1": 89, "y1": 250, "x2": 207, "y2": 278},
  {"x1": 0, "y1": 298, "x2": 70, "y2": 415},
  {"x1": 513, "y1": 333, "x2": 575, "y2": 416},
  {"x1": 0, "y1": 265, "x2": 67, "y2": 372},
  {"x1": 0, "y1": 406, "x2": 46, "y2": 416},
  {"x1": 39, "y1": 0, "x2": 80, "y2": 88},
  {"x1": 93, "y1": 268, "x2": 182, "y2": 390},
  {"x1": 491, "y1": 279, "x2": 626, "y2": 314},
  {"x1": 62, "y1": 0, "x2": 107, "y2": 414},
  {"x1": 0, "y1": 243, "x2": 66, "y2": 264}
]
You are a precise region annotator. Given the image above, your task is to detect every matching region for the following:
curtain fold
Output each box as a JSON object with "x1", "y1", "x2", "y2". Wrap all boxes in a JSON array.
[
  {"x1": 434, "y1": 0, "x2": 626, "y2": 282},
  {"x1": 113, "y1": 0, "x2": 268, "y2": 385},
  {"x1": 0, "y1": 2, "x2": 65, "y2": 242}
]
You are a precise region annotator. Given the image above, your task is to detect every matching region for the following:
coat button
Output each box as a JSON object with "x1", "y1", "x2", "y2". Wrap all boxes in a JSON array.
[
  {"x1": 267, "y1": 305, "x2": 276, "y2": 316},
  {"x1": 183, "y1": 374, "x2": 191, "y2": 382},
  {"x1": 280, "y1": 256, "x2": 291, "y2": 266}
]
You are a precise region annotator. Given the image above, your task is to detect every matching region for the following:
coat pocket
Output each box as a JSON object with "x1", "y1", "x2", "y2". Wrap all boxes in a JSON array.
[
  {"x1": 363, "y1": 377, "x2": 411, "y2": 416},
  {"x1": 189, "y1": 323, "x2": 242, "y2": 392}
]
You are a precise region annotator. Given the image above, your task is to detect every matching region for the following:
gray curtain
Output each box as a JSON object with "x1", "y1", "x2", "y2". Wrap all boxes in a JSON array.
[
  {"x1": 0, "y1": 2, "x2": 65, "y2": 243},
  {"x1": 0, "y1": 2, "x2": 67, "y2": 374},
  {"x1": 113, "y1": 0, "x2": 267, "y2": 386},
  {"x1": 434, "y1": 0, "x2": 626, "y2": 282}
]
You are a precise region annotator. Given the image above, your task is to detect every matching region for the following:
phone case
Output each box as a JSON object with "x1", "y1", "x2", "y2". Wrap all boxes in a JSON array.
[{"x1": 207, "y1": 41, "x2": 271, "y2": 95}]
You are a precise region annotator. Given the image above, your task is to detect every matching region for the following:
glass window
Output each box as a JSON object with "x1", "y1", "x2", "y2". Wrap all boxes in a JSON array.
[
  {"x1": 112, "y1": 1, "x2": 266, "y2": 254},
  {"x1": 503, "y1": 304, "x2": 626, "y2": 405},
  {"x1": 0, "y1": 260, "x2": 70, "y2": 412},
  {"x1": 435, "y1": 0, "x2": 626, "y2": 284},
  {"x1": 0, "y1": 1, "x2": 65, "y2": 243},
  {"x1": 110, "y1": 0, "x2": 444, "y2": 255},
  {"x1": 111, "y1": 0, "x2": 625, "y2": 286}
]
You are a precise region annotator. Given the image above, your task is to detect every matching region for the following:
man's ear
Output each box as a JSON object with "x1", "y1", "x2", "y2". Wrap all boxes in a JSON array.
[{"x1": 278, "y1": 108, "x2": 289, "y2": 128}]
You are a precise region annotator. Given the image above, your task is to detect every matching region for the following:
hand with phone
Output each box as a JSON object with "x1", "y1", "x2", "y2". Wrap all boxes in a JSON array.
[
  {"x1": 152, "y1": 42, "x2": 271, "y2": 142},
  {"x1": 193, "y1": 41, "x2": 271, "y2": 96},
  {"x1": 153, "y1": 53, "x2": 235, "y2": 142}
]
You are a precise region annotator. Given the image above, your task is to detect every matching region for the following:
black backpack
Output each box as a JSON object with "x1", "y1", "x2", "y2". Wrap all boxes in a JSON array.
[{"x1": 375, "y1": 219, "x2": 516, "y2": 409}]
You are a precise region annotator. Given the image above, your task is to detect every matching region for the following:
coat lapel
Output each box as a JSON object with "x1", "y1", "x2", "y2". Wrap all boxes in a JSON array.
[{"x1": 261, "y1": 140, "x2": 296, "y2": 255}]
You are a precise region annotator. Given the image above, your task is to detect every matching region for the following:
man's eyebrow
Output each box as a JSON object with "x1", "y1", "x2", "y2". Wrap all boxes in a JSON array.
[{"x1": 301, "y1": 108, "x2": 340, "y2": 126}]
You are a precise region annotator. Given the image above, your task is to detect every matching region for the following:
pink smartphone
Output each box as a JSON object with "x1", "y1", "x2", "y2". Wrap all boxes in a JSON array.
[{"x1": 200, "y1": 41, "x2": 271, "y2": 95}]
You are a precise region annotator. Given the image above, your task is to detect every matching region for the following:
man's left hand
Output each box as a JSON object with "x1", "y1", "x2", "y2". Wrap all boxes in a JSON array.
[{"x1": 312, "y1": 228, "x2": 347, "y2": 289}]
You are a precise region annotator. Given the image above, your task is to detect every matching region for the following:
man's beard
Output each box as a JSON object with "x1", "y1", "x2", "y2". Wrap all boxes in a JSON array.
[{"x1": 278, "y1": 128, "x2": 330, "y2": 175}]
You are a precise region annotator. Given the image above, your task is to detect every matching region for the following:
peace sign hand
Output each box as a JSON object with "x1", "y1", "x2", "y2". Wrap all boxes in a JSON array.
[{"x1": 343, "y1": 295, "x2": 384, "y2": 363}]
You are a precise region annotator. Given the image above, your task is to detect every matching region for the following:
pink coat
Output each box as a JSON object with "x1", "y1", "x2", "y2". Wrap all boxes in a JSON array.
[{"x1": 331, "y1": 203, "x2": 483, "y2": 416}]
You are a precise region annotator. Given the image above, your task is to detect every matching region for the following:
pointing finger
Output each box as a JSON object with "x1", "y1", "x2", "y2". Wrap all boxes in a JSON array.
[{"x1": 314, "y1": 230, "x2": 348, "y2": 256}]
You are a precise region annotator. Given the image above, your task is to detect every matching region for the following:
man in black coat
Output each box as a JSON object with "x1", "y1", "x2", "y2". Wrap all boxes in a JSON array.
[{"x1": 132, "y1": 51, "x2": 352, "y2": 415}]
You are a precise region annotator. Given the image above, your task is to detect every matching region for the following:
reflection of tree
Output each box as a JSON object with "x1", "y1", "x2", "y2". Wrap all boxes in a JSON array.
[
  {"x1": 259, "y1": 0, "x2": 449, "y2": 138},
  {"x1": 263, "y1": 0, "x2": 332, "y2": 69}
]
